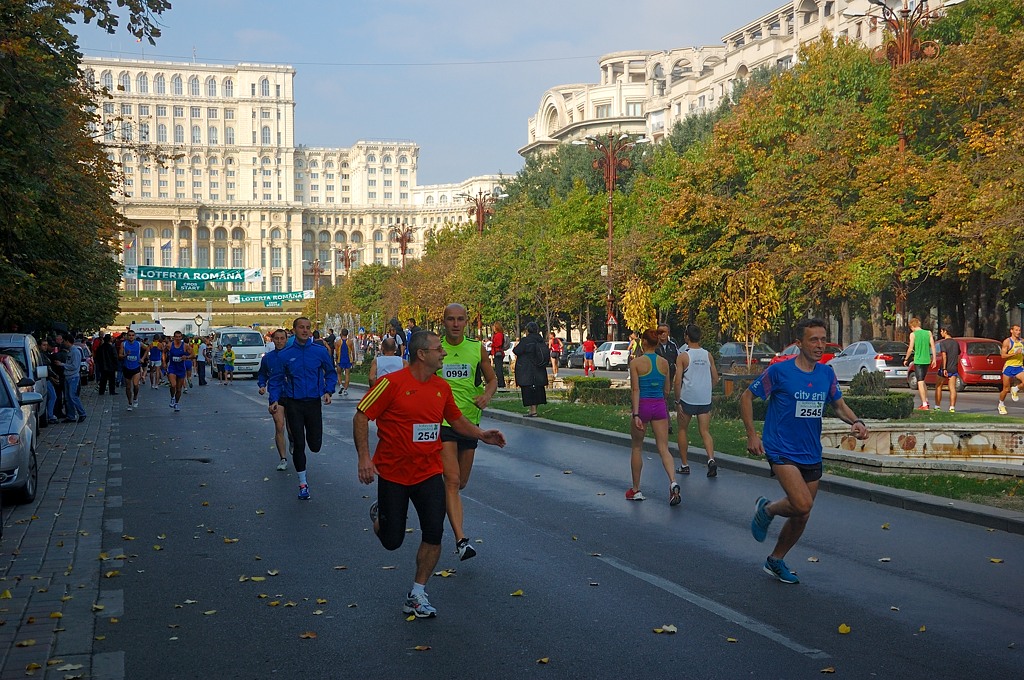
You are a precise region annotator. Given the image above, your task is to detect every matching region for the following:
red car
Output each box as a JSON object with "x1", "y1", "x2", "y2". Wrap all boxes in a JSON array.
[
  {"x1": 907, "y1": 337, "x2": 1006, "y2": 392},
  {"x1": 769, "y1": 342, "x2": 843, "y2": 366}
]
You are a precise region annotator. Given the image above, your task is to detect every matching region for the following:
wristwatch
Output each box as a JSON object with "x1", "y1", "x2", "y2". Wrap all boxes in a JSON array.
[{"x1": 632, "y1": 413, "x2": 640, "y2": 418}]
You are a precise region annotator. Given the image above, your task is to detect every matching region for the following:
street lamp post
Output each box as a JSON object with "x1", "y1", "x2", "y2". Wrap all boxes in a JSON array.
[
  {"x1": 389, "y1": 223, "x2": 415, "y2": 270},
  {"x1": 846, "y1": 0, "x2": 958, "y2": 339},
  {"x1": 573, "y1": 132, "x2": 648, "y2": 341},
  {"x1": 304, "y1": 258, "x2": 325, "y2": 330},
  {"x1": 457, "y1": 187, "x2": 507, "y2": 335},
  {"x1": 194, "y1": 314, "x2": 204, "y2": 336},
  {"x1": 337, "y1": 245, "x2": 361, "y2": 276}
]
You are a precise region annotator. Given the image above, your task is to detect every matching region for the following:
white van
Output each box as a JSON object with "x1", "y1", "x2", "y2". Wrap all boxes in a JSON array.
[
  {"x1": 213, "y1": 326, "x2": 266, "y2": 377},
  {"x1": 129, "y1": 322, "x2": 165, "y2": 345}
]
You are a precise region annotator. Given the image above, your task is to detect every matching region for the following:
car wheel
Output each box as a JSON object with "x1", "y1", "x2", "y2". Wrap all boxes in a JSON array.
[
  {"x1": 907, "y1": 373, "x2": 918, "y2": 390},
  {"x1": 15, "y1": 448, "x2": 38, "y2": 504},
  {"x1": 37, "y1": 409, "x2": 46, "y2": 430},
  {"x1": 955, "y1": 376, "x2": 965, "y2": 392},
  {"x1": 605, "y1": 359, "x2": 612, "y2": 371}
]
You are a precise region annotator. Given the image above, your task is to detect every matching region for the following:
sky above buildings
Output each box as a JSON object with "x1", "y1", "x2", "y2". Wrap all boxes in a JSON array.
[{"x1": 74, "y1": 0, "x2": 787, "y2": 185}]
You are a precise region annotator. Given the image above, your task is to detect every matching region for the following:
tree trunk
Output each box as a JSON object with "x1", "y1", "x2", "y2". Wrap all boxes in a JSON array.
[
  {"x1": 870, "y1": 295, "x2": 884, "y2": 340},
  {"x1": 963, "y1": 272, "x2": 979, "y2": 337},
  {"x1": 840, "y1": 299, "x2": 852, "y2": 346}
]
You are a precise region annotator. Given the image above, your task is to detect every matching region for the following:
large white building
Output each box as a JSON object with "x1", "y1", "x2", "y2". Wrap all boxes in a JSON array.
[
  {"x1": 82, "y1": 57, "x2": 502, "y2": 293},
  {"x1": 521, "y1": 0, "x2": 958, "y2": 155}
]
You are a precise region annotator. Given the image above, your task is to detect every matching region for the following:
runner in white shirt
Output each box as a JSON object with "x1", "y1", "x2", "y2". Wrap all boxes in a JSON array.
[
  {"x1": 674, "y1": 324, "x2": 720, "y2": 477},
  {"x1": 368, "y1": 338, "x2": 407, "y2": 387}
]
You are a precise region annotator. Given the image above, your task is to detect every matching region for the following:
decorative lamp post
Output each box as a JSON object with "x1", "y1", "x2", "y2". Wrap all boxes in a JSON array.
[
  {"x1": 337, "y1": 245, "x2": 361, "y2": 276},
  {"x1": 194, "y1": 314, "x2": 204, "y2": 336},
  {"x1": 304, "y1": 258, "x2": 325, "y2": 329},
  {"x1": 458, "y1": 187, "x2": 508, "y2": 236},
  {"x1": 389, "y1": 223, "x2": 415, "y2": 269},
  {"x1": 572, "y1": 132, "x2": 649, "y2": 341},
  {"x1": 845, "y1": 0, "x2": 963, "y2": 339}
]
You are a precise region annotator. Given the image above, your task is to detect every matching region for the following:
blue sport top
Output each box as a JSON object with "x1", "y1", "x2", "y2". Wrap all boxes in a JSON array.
[
  {"x1": 637, "y1": 353, "x2": 666, "y2": 399},
  {"x1": 122, "y1": 340, "x2": 142, "y2": 370},
  {"x1": 747, "y1": 359, "x2": 842, "y2": 465},
  {"x1": 149, "y1": 345, "x2": 163, "y2": 362}
]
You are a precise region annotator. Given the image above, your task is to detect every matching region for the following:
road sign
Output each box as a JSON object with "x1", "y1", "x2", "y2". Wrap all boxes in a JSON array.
[{"x1": 607, "y1": 314, "x2": 618, "y2": 326}]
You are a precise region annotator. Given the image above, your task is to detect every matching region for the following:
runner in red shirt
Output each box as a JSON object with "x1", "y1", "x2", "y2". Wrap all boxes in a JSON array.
[
  {"x1": 354, "y1": 330, "x2": 506, "y2": 618},
  {"x1": 582, "y1": 338, "x2": 597, "y2": 376}
]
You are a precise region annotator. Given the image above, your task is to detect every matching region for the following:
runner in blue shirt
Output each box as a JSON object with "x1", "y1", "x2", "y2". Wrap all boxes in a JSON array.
[
  {"x1": 119, "y1": 330, "x2": 145, "y2": 411},
  {"x1": 257, "y1": 329, "x2": 290, "y2": 471},
  {"x1": 740, "y1": 318, "x2": 868, "y2": 585}
]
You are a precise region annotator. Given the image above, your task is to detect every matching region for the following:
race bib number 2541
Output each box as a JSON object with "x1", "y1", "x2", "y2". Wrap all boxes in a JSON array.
[{"x1": 413, "y1": 423, "x2": 440, "y2": 443}]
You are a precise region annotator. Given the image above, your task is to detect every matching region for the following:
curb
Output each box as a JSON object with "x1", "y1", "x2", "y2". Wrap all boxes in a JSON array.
[{"x1": 482, "y1": 407, "x2": 1024, "y2": 537}]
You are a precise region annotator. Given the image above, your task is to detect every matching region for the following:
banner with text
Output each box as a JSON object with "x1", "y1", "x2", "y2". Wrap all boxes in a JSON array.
[
  {"x1": 176, "y1": 281, "x2": 206, "y2": 292},
  {"x1": 124, "y1": 266, "x2": 263, "y2": 283},
  {"x1": 227, "y1": 290, "x2": 314, "y2": 304}
]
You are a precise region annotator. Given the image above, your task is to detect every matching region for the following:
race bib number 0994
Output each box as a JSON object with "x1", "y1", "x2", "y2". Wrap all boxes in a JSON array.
[{"x1": 442, "y1": 363, "x2": 472, "y2": 380}]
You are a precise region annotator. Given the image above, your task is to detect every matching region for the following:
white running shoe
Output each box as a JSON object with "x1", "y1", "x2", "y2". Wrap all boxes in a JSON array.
[
  {"x1": 174, "y1": 403, "x2": 181, "y2": 412},
  {"x1": 998, "y1": 403, "x2": 1008, "y2": 415},
  {"x1": 276, "y1": 459, "x2": 288, "y2": 471},
  {"x1": 1012, "y1": 386, "x2": 1020, "y2": 402},
  {"x1": 133, "y1": 400, "x2": 139, "y2": 408},
  {"x1": 169, "y1": 400, "x2": 176, "y2": 408},
  {"x1": 126, "y1": 405, "x2": 133, "y2": 412}
]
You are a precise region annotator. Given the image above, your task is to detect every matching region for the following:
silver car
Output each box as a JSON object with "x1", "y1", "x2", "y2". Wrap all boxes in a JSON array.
[
  {"x1": 0, "y1": 333, "x2": 49, "y2": 431},
  {"x1": 827, "y1": 340, "x2": 909, "y2": 385},
  {"x1": 0, "y1": 361, "x2": 44, "y2": 504}
]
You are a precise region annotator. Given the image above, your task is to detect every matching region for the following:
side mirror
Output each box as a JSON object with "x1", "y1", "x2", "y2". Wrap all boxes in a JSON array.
[
  {"x1": 36, "y1": 366, "x2": 48, "y2": 380},
  {"x1": 19, "y1": 392, "x2": 43, "y2": 406},
  {"x1": 17, "y1": 378, "x2": 33, "y2": 389}
]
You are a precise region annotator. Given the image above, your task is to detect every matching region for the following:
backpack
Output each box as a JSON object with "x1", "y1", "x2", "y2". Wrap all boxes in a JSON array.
[{"x1": 502, "y1": 334, "x2": 511, "y2": 351}]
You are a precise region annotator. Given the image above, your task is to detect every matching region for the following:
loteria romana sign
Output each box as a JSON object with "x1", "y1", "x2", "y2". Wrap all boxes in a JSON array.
[
  {"x1": 227, "y1": 290, "x2": 314, "y2": 304},
  {"x1": 124, "y1": 266, "x2": 263, "y2": 283}
]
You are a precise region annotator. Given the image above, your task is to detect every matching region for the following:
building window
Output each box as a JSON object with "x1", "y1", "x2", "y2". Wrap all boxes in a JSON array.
[
  {"x1": 261, "y1": 126, "x2": 271, "y2": 145},
  {"x1": 137, "y1": 73, "x2": 148, "y2": 93},
  {"x1": 154, "y1": 74, "x2": 165, "y2": 94},
  {"x1": 626, "y1": 102, "x2": 643, "y2": 116},
  {"x1": 225, "y1": 127, "x2": 234, "y2": 145},
  {"x1": 191, "y1": 106, "x2": 201, "y2": 118},
  {"x1": 207, "y1": 108, "x2": 218, "y2": 119},
  {"x1": 139, "y1": 123, "x2": 150, "y2": 142},
  {"x1": 271, "y1": 275, "x2": 282, "y2": 292},
  {"x1": 189, "y1": 76, "x2": 200, "y2": 96},
  {"x1": 192, "y1": 126, "x2": 202, "y2": 144},
  {"x1": 119, "y1": 72, "x2": 131, "y2": 92},
  {"x1": 232, "y1": 247, "x2": 243, "y2": 268},
  {"x1": 209, "y1": 127, "x2": 218, "y2": 144},
  {"x1": 224, "y1": 79, "x2": 234, "y2": 97},
  {"x1": 225, "y1": 109, "x2": 234, "y2": 120},
  {"x1": 172, "y1": 75, "x2": 183, "y2": 95},
  {"x1": 260, "y1": 78, "x2": 270, "y2": 97},
  {"x1": 179, "y1": 247, "x2": 191, "y2": 267},
  {"x1": 173, "y1": 105, "x2": 184, "y2": 117},
  {"x1": 206, "y1": 78, "x2": 217, "y2": 97},
  {"x1": 121, "y1": 103, "x2": 132, "y2": 115},
  {"x1": 214, "y1": 247, "x2": 226, "y2": 267},
  {"x1": 271, "y1": 247, "x2": 282, "y2": 268},
  {"x1": 595, "y1": 104, "x2": 611, "y2": 118}
]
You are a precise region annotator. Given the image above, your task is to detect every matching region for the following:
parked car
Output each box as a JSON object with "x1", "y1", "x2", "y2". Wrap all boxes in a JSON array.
[
  {"x1": 559, "y1": 342, "x2": 580, "y2": 368},
  {"x1": 564, "y1": 344, "x2": 587, "y2": 369},
  {"x1": 769, "y1": 341, "x2": 843, "y2": 366},
  {"x1": 213, "y1": 326, "x2": 267, "y2": 377},
  {"x1": 717, "y1": 342, "x2": 778, "y2": 374},
  {"x1": 906, "y1": 337, "x2": 1006, "y2": 392},
  {"x1": 503, "y1": 341, "x2": 518, "y2": 365},
  {"x1": 0, "y1": 333, "x2": 49, "y2": 431},
  {"x1": 0, "y1": 360, "x2": 43, "y2": 504},
  {"x1": 594, "y1": 341, "x2": 631, "y2": 371},
  {"x1": 827, "y1": 340, "x2": 908, "y2": 385}
]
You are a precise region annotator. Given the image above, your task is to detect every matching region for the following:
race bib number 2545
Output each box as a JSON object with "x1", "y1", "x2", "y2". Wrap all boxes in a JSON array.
[{"x1": 795, "y1": 401, "x2": 823, "y2": 418}]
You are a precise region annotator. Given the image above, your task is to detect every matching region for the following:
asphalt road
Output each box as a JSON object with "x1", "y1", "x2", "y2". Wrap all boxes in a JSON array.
[{"x1": 97, "y1": 379, "x2": 1024, "y2": 679}]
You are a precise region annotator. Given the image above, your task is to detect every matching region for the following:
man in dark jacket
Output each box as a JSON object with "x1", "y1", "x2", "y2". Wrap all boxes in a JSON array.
[
  {"x1": 95, "y1": 334, "x2": 119, "y2": 395},
  {"x1": 270, "y1": 316, "x2": 337, "y2": 500},
  {"x1": 513, "y1": 322, "x2": 548, "y2": 417}
]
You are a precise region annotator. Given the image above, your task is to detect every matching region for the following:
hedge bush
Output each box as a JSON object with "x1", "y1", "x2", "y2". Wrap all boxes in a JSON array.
[
  {"x1": 575, "y1": 385, "x2": 631, "y2": 406},
  {"x1": 848, "y1": 371, "x2": 890, "y2": 396},
  {"x1": 826, "y1": 394, "x2": 913, "y2": 420},
  {"x1": 564, "y1": 376, "x2": 612, "y2": 402},
  {"x1": 710, "y1": 392, "x2": 913, "y2": 420}
]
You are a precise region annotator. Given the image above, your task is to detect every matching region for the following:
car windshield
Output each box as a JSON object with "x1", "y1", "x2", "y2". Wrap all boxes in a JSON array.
[
  {"x1": 967, "y1": 342, "x2": 1001, "y2": 356},
  {"x1": 0, "y1": 347, "x2": 27, "y2": 373},
  {"x1": 0, "y1": 370, "x2": 14, "y2": 409},
  {"x1": 220, "y1": 334, "x2": 264, "y2": 347}
]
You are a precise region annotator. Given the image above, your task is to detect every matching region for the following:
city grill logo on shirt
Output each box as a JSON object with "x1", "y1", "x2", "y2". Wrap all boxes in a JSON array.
[{"x1": 795, "y1": 389, "x2": 826, "y2": 400}]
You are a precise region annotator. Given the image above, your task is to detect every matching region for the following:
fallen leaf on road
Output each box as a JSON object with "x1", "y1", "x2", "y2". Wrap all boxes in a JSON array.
[
  {"x1": 881, "y1": 523, "x2": 890, "y2": 530},
  {"x1": 55, "y1": 663, "x2": 83, "y2": 671},
  {"x1": 61, "y1": 596, "x2": 73, "y2": 602},
  {"x1": 284, "y1": 602, "x2": 297, "y2": 607},
  {"x1": 1, "y1": 590, "x2": 12, "y2": 599},
  {"x1": 15, "y1": 639, "x2": 35, "y2": 647},
  {"x1": 95, "y1": 635, "x2": 106, "y2": 640},
  {"x1": 122, "y1": 535, "x2": 136, "y2": 541},
  {"x1": 251, "y1": 576, "x2": 266, "y2": 582},
  {"x1": 890, "y1": 606, "x2": 900, "y2": 611},
  {"x1": 510, "y1": 589, "x2": 524, "y2": 597},
  {"x1": 989, "y1": 558, "x2": 1004, "y2": 564},
  {"x1": 919, "y1": 625, "x2": 926, "y2": 633},
  {"x1": 536, "y1": 657, "x2": 549, "y2": 664},
  {"x1": 412, "y1": 645, "x2": 430, "y2": 651},
  {"x1": 153, "y1": 545, "x2": 163, "y2": 551},
  {"x1": 661, "y1": 624, "x2": 678, "y2": 633},
  {"x1": 820, "y1": 667, "x2": 836, "y2": 674},
  {"x1": 104, "y1": 571, "x2": 120, "y2": 578},
  {"x1": 238, "y1": 576, "x2": 250, "y2": 583},
  {"x1": 299, "y1": 632, "x2": 317, "y2": 639},
  {"x1": 203, "y1": 610, "x2": 216, "y2": 616},
  {"x1": 98, "y1": 553, "x2": 110, "y2": 561},
  {"x1": 838, "y1": 624, "x2": 851, "y2": 634},
  {"x1": 313, "y1": 610, "x2": 324, "y2": 615},
  {"x1": 475, "y1": 539, "x2": 483, "y2": 544},
  {"x1": 268, "y1": 601, "x2": 280, "y2": 607},
  {"x1": 405, "y1": 528, "x2": 414, "y2": 533},
  {"x1": 109, "y1": 617, "x2": 119, "y2": 624},
  {"x1": 807, "y1": 557, "x2": 819, "y2": 563},
  {"x1": 406, "y1": 615, "x2": 415, "y2": 621},
  {"x1": 157, "y1": 534, "x2": 166, "y2": 539},
  {"x1": 590, "y1": 552, "x2": 602, "y2": 557},
  {"x1": 183, "y1": 600, "x2": 198, "y2": 605},
  {"x1": 563, "y1": 470, "x2": 572, "y2": 474},
  {"x1": 256, "y1": 510, "x2": 265, "y2": 515},
  {"x1": 381, "y1": 566, "x2": 397, "y2": 570},
  {"x1": 202, "y1": 502, "x2": 210, "y2": 507},
  {"x1": 49, "y1": 612, "x2": 62, "y2": 619},
  {"x1": 223, "y1": 538, "x2": 239, "y2": 544},
  {"x1": 25, "y1": 662, "x2": 42, "y2": 671},
  {"x1": 878, "y1": 558, "x2": 891, "y2": 563},
  {"x1": 334, "y1": 565, "x2": 347, "y2": 570},
  {"x1": 589, "y1": 582, "x2": 599, "y2": 586},
  {"x1": 316, "y1": 598, "x2": 327, "y2": 605},
  {"x1": 347, "y1": 603, "x2": 358, "y2": 608},
  {"x1": 91, "y1": 604, "x2": 104, "y2": 612},
  {"x1": 267, "y1": 569, "x2": 280, "y2": 576}
]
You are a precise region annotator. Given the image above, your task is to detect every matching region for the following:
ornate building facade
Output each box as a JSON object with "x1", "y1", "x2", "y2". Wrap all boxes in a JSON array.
[
  {"x1": 82, "y1": 57, "x2": 501, "y2": 293},
  {"x1": 520, "y1": 0, "x2": 958, "y2": 155}
]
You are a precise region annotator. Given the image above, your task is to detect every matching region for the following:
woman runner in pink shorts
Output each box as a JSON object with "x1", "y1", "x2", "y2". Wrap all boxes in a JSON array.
[{"x1": 626, "y1": 329, "x2": 681, "y2": 506}]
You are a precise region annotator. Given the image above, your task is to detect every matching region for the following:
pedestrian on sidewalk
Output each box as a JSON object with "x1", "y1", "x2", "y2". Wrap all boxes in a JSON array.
[
  {"x1": 934, "y1": 327, "x2": 959, "y2": 413},
  {"x1": 490, "y1": 321, "x2": 507, "y2": 389},
  {"x1": 741, "y1": 317, "x2": 868, "y2": 585},
  {"x1": 95, "y1": 334, "x2": 118, "y2": 395},
  {"x1": 355, "y1": 330, "x2": 506, "y2": 618},
  {"x1": 57, "y1": 336, "x2": 87, "y2": 422},
  {"x1": 513, "y1": 322, "x2": 548, "y2": 417},
  {"x1": 626, "y1": 329, "x2": 680, "y2": 506},
  {"x1": 904, "y1": 317, "x2": 936, "y2": 410}
]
